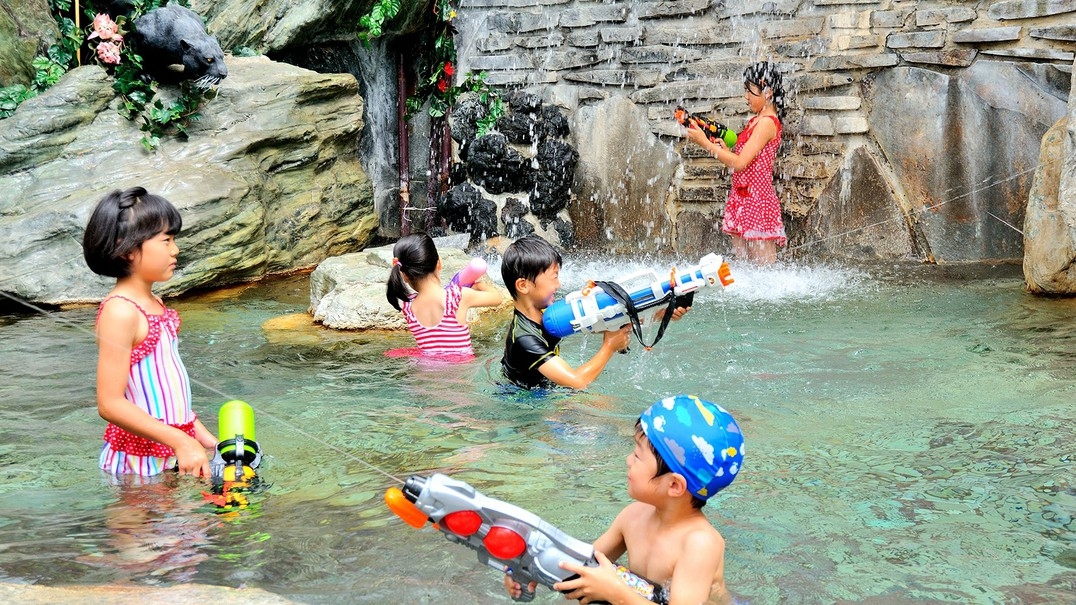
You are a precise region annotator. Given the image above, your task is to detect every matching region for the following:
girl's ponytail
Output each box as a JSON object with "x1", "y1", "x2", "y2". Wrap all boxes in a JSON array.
[
  {"x1": 386, "y1": 262, "x2": 410, "y2": 310},
  {"x1": 385, "y1": 233, "x2": 440, "y2": 311}
]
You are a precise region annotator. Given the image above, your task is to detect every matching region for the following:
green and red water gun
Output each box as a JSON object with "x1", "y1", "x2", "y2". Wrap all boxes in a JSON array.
[{"x1": 675, "y1": 106, "x2": 738, "y2": 150}]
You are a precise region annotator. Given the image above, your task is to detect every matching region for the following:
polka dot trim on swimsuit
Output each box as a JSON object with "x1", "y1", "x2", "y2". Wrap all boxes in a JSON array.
[
  {"x1": 95, "y1": 296, "x2": 182, "y2": 365},
  {"x1": 104, "y1": 418, "x2": 196, "y2": 457}
]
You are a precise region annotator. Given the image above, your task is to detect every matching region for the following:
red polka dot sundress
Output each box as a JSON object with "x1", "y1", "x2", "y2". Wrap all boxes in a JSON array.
[{"x1": 723, "y1": 115, "x2": 786, "y2": 246}]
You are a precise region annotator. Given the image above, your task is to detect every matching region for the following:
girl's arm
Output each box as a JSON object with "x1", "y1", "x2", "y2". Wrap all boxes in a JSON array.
[
  {"x1": 456, "y1": 279, "x2": 504, "y2": 324},
  {"x1": 95, "y1": 302, "x2": 211, "y2": 477},
  {"x1": 460, "y1": 279, "x2": 504, "y2": 308},
  {"x1": 686, "y1": 118, "x2": 776, "y2": 171}
]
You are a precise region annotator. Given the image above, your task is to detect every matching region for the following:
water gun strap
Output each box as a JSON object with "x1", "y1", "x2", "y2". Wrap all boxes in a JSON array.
[{"x1": 592, "y1": 280, "x2": 677, "y2": 350}]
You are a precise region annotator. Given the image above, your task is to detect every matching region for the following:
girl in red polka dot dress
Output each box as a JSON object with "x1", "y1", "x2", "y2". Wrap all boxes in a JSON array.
[
  {"x1": 686, "y1": 61, "x2": 787, "y2": 265},
  {"x1": 83, "y1": 187, "x2": 218, "y2": 478}
]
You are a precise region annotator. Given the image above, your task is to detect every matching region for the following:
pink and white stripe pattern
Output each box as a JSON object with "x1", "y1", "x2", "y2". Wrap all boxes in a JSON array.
[
  {"x1": 96, "y1": 296, "x2": 194, "y2": 476},
  {"x1": 402, "y1": 282, "x2": 474, "y2": 356}
]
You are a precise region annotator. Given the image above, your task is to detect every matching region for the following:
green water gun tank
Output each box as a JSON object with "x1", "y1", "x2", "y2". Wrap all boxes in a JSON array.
[{"x1": 217, "y1": 399, "x2": 259, "y2": 463}]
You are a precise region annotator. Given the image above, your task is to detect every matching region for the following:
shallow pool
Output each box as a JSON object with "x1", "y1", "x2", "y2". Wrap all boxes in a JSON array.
[{"x1": 0, "y1": 258, "x2": 1073, "y2": 604}]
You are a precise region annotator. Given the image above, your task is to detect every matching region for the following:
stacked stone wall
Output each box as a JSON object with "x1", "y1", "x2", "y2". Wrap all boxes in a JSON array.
[{"x1": 453, "y1": 0, "x2": 1074, "y2": 260}]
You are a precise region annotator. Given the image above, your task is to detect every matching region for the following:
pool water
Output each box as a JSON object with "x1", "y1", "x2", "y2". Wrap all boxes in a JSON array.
[{"x1": 0, "y1": 258, "x2": 1073, "y2": 604}]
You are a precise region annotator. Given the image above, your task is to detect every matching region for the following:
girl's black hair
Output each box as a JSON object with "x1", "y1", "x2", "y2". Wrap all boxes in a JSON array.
[
  {"x1": 635, "y1": 419, "x2": 707, "y2": 509},
  {"x1": 499, "y1": 234, "x2": 562, "y2": 299},
  {"x1": 82, "y1": 187, "x2": 182, "y2": 278},
  {"x1": 744, "y1": 61, "x2": 786, "y2": 119},
  {"x1": 386, "y1": 233, "x2": 440, "y2": 311}
]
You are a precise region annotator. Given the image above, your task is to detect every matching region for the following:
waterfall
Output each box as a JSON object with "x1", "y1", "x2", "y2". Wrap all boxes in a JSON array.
[{"x1": 351, "y1": 39, "x2": 402, "y2": 236}]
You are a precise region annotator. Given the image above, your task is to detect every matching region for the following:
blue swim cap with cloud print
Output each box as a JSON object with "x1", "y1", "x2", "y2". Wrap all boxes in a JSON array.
[{"x1": 639, "y1": 395, "x2": 744, "y2": 500}]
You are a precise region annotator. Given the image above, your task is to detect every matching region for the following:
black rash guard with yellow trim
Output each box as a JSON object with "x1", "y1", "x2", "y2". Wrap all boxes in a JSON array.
[{"x1": 501, "y1": 309, "x2": 562, "y2": 389}]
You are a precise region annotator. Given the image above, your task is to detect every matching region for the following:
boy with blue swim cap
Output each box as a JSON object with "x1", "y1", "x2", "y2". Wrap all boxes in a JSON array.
[{"x1": 507, "y1": 395, "x2": 744, "y2": 604}]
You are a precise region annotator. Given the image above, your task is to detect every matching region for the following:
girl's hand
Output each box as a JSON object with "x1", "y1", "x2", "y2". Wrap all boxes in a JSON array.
[
  {"x1": 173, "y1": 435, "x2": 211, "y2": 477},
  {"x1": 504, "y1": 573, "x2": 537, "y2": 600},
  {"x1": 684, "y1": 122, "x2": 712, "y2": 149},
  {"x1": 553, "y1": 551, "x2": 625, "y2": 604}
]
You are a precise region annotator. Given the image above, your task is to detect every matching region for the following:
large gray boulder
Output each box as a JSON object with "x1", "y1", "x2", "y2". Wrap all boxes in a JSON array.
[
  {"x1": 0, "y1": 56, "x2": 375, "y2": 304},
  {"x1": 1023, "y1": 113, "x2": 1076, "y2": 294},
  {"x1": 0, "y1": 0, "x2": 57, "y2": 87},
  {"x1": 866, "y1": 62, "x2": 1069, "y2": 263},
  {"x1": 190, "y1": 0, "x2": 431, "y2": 54}
]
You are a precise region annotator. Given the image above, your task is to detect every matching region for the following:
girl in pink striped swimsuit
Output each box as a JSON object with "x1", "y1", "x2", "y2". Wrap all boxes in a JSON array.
[
  {"x1": 83, "y1": 187, "x2": 217, "y2": 477},
  {"x1": 386, "y1": 234, "x2": 503, "y2": 359}
]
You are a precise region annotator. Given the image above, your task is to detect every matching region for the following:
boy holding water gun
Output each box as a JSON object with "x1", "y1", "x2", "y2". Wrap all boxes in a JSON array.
[
  {"x1": 499, "y1": 235, "x2": 631, "y2": 390},
  {"x1": 505, "y1": 394, "x2": 743, "y2": 604}
]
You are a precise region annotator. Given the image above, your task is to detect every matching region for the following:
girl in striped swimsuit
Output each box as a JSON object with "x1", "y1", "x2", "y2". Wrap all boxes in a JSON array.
[
  {"x1": 83, "y1": 187, "x2": 217, "y2": 478},
  {"x1": 386, "y1": 234, "x2": 504, "y2": 359}
]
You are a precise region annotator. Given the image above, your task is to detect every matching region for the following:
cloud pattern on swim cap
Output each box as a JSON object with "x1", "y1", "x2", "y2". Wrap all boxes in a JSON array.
[{"x1": 640, "y1": 395, "x2": 745, "y2": 500}]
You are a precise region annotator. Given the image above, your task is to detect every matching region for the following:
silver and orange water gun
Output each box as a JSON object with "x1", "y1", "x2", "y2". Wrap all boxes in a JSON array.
[{"x1": 385, "y1": 473, "x2": 667, "y2": 603}]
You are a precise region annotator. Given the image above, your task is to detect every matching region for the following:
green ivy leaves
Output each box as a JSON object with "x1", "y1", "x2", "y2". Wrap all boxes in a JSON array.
[{"x1": 359, "y1": 0, "x2": 403, "y2": 43}]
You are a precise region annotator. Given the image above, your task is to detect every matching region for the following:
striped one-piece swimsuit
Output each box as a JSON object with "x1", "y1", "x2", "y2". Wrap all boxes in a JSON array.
[
  {"x1": 96, "y1": 295, "x2": 196, "y2": 476},
  {"x1": 402, "y1": 282, "x2": 474, "y2": 357}
]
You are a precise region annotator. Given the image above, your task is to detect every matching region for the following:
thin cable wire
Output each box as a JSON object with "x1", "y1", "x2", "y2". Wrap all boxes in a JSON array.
[{"x1": 783, "y1": 155, "x2": 1054, "y2": 254}]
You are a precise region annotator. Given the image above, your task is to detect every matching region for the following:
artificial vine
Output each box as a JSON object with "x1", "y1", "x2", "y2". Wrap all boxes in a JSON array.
[
  {"x1": 0, "y1": 0, "x2": 215, "y2": 151},
  {"x1": 360, "y1": 0, "x2": 505, "y2": 136}
]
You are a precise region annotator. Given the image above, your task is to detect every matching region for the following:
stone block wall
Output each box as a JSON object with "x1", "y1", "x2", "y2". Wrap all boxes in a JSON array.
[{"x1": 453, "y1": 0, "x2": 1075, "y2": 261}]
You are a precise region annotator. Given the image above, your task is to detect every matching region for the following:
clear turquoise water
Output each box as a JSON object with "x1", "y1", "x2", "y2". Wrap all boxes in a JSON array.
[{"x1": 0, "y1": 259, "x2": 1073, "y2": 604}]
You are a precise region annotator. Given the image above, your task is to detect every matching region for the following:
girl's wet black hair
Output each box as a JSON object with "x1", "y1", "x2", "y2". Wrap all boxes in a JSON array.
[
  {"x1": 500, "y1": 234, "x2": 562, "y2": 299},
  {"x1": 743, "y1": 61, "x2": 786, "y2": 119},
  {"x1": 386, "y1": 233, "x2": 440, "y2": 311},
  {"x1": 635, "y1": 419, "x2": 707, "y2": 509},
  {"x1": 82, "y1": 187, "x2": 182, "y2": 278}
]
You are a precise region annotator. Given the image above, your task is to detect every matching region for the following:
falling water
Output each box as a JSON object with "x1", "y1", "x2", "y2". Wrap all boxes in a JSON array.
[{"x1": 352, "y1": 39, "x2": 403, "y2": 234}]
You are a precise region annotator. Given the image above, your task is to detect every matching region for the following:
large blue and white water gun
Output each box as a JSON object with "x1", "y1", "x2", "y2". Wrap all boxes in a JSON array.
[{"x1": 542, "y1": 253, "x2": 734, "y2": 349}]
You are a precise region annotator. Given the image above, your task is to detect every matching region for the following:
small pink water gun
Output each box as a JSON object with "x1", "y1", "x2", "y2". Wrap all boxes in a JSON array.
[{"x1": 451, "y1": 257, "x2": 488, "y2": 287}]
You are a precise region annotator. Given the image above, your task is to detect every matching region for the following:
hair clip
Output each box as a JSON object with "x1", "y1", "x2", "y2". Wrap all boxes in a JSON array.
[{"x1": 392, "y1": 257, "x2": 402, "y2": 267}]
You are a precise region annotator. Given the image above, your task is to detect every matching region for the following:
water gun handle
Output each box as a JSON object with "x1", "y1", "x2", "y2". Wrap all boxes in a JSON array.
[
  {"x1": 515, "y1": 575, "x2": 537, "y2": 602},
  {"x1": 675, "y1": 105, "x2": 737, "y2": 150}
]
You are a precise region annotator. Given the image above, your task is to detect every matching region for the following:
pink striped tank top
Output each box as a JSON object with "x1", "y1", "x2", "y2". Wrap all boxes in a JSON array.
[
  {"x1": 402, "y1": 282, "x2": 474, "y2": 356},
  {"x1": 95, "y1": 295, "x2": 196, "y2": 476}
]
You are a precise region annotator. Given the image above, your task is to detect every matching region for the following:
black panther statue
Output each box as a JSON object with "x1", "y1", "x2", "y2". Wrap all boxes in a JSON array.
[{"x1": 130, "y1": 3, "x2": 228, "y2": 88}]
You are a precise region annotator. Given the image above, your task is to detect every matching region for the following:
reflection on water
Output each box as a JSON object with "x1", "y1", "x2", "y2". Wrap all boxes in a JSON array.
[{"x1": 0, "y1": 260, "x2": 1074, "y2": 604}]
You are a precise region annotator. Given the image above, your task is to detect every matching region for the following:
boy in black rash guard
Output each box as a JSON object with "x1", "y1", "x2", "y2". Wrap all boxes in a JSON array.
[{"x1": 499, "y1": 235, "x2": 631, "y2": 390}]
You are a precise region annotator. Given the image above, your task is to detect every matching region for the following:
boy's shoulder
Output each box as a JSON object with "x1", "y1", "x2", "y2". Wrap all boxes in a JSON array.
[{"x1": 618, "y1": 501, "x2": 723, "y2": 545}]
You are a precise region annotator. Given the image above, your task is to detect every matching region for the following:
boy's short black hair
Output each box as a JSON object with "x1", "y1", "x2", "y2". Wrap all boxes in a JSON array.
[
  {"x1": 500, "y1": 235, "x2": 562, "y2": 299},
  {"x1": 635, "y1": 419, "x2": 707, "y2": 509}
]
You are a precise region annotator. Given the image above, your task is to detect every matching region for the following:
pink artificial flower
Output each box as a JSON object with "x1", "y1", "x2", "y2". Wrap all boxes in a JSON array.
[
  {"x1": 88, "y1": 13, "x2": 119, "y2": 41},
  {"x1": 97, "y1": 41, "x2": 122, "y2": 65}
]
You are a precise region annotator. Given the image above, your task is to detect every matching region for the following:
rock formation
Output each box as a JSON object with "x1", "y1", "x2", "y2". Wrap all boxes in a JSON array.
[{"x1": 0, "y1": 56, "x2": 375, "y2": 305}]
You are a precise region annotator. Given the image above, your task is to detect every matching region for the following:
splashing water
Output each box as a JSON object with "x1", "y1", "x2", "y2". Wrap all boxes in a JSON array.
[{"x1": 0, "y1": 260, "x2": 1072, "y2": 603}]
